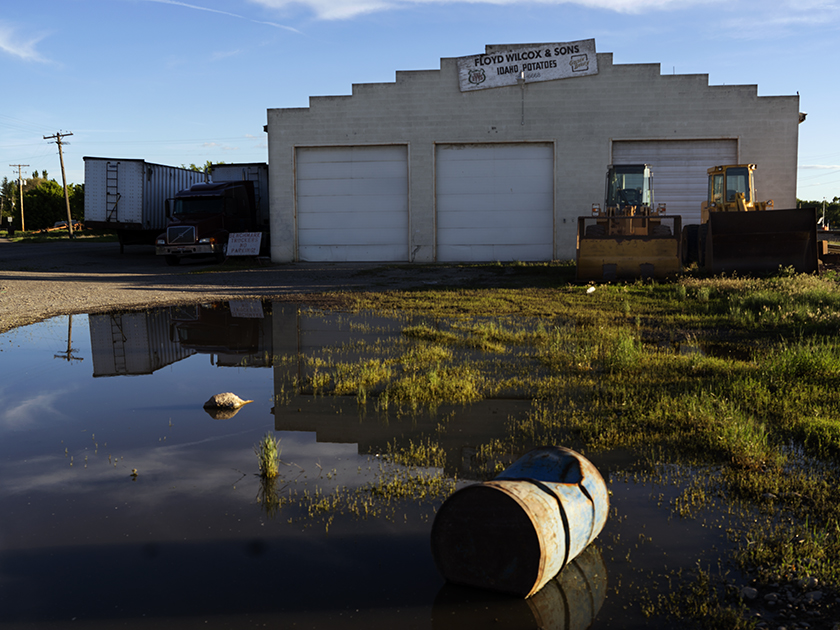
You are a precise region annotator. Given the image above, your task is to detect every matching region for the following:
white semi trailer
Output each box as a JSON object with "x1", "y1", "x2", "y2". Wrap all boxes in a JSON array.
[{"x1": 83, "y1": 157, "x2": 205, "y2": 252}]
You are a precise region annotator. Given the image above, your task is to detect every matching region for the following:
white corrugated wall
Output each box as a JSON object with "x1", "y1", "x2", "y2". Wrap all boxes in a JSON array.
[{"x1": 611, "y1": 140, "x2": 738, "y2": 225}]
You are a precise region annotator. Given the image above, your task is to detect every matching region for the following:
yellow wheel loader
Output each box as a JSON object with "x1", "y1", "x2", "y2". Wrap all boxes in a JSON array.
[
  {"x1": 576, "y1": 164, "x2": 682, "y2": 282},
  {"x1": 682, "y1": 164, "x2": 818, "y2": 274}
]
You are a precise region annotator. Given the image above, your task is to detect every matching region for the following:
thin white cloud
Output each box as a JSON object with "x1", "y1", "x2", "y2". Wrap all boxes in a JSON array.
[
  {"x1": 203, "y1": 141, "x2": 240, "y2": 151},
  {"x1": 723, "y1": 1, "x2": 840, "y2": 31},
  {"x1": 244, "y1": 0, "x2": 840, "y2": 24},
  {"x1": 0, "y1": 22, "x2": 50, "y2": 63},
  {"x1": 140, "y1": 0, "x2": 301, "y2": 32},
  {"x1": 0, "y1": 390, "x2": 67, "y2": 430},
  {"x1": 246, "y1": 0, "x2": 713, "y2": 20},
  {"x1": 211, "y1": 49, "x2": 243, "y2": 61}
]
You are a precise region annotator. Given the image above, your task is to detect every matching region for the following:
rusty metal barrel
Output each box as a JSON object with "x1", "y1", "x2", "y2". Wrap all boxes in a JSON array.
[{"x1": 430, "y1": 446, "x2": 609, "y2": 598}]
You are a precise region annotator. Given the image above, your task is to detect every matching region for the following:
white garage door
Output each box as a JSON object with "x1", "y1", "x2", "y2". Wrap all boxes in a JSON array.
[
  {"x1": 296, "y1": 146, "x2": 409, "y2": 261},
  {"x1": 612, "y1": 140, "x2": 738, "y2": 225},
  {"x1": 436, "y1": 143, "x2": 554, "y2": 262}
]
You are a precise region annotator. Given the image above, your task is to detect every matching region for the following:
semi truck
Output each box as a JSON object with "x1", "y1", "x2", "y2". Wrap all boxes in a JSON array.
[
  {"x1": 155, "y1": 163, "x2": 270, "y2": 265},
  {"x1": 83, "y1": 157, "x2": 205, "y2": 252}
]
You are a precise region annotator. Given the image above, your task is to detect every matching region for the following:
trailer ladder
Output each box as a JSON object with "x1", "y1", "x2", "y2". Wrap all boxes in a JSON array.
[
  {"x1": 109, "y1": 315, "x2": 128, "y2": 375},
  {"x1": 106, "y1": 162, "x2": 121, "y2": 221}
]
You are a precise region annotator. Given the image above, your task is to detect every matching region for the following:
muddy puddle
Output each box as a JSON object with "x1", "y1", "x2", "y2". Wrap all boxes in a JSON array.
[{"x1": 0, "y1": 302, "x2": 750, "y2": 629}]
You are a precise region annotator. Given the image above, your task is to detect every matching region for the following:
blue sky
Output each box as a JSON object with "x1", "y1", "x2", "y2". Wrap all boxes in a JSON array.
[{"x1": 2, "y1": 0, "x2": 839, "y2": 202}]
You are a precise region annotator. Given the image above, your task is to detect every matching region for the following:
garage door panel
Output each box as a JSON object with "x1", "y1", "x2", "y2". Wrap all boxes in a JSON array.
[
  {"x1": 299, "y1": 210, "x2": 408, "y2": 231},
  {"x1": 299, "y1": 244, "x2": 408, "y2": 262},
  {"x1": 297, "y1": 146, "x2": 403, "y2": 164},
  {"x1": 438, "y1": 227, "x2": 552, "y2": 246},
  {"x1": 441, "y1": 157, "x2": 553, "y2": 180},
  {"x1": 297, "y1": 177, "x2": 408, "y2": 198},
  {"x1": 437, "y1": 177, "x2": 552, "y2": 197},
  {"x1": 299, "y1": 227, "x2": 406, "y2": 246},
  {"x1": 437, "y1": 193, "x2": 553, "y2": 217},
  {"x1": 296, "y1": 160, "x2": 406, "y2": 181},
  {"x1": 438, "y1": 204, "x2": 553, "y2": 229},
  {"x1": 296, "y1": 145, "x2": 408, "y2": 261},
  {"x1": 299, "y1": 196, "x2": 407, "y2": 216},
  {"x1": 441, "y1": 244, "x2": 547, "y2": 261}
]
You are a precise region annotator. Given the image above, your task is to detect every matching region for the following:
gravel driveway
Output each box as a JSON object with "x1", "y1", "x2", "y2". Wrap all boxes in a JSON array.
[{"x1": 0, "y1": 239, "x2": 501, "y2": 333}]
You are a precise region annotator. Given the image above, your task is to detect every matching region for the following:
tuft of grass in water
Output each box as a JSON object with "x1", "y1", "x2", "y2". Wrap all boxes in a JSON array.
[
  {"x1": 647, "y1": 565, "x2": 755, "y2": 629},
  {"x1": 384, "y1": 438, "x2": 447, "y2": 469},
  {"x1": 385, "y1": 364, "x2": 483, "y2": 408},
  {"x1": 255, "y1": 432, "x2": 281, "y2": 479}
]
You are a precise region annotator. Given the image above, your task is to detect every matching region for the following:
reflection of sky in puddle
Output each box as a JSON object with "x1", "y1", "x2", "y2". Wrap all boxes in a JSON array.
[{"x1": 0, "y1": 305, "x2": 745, "y2": 629}]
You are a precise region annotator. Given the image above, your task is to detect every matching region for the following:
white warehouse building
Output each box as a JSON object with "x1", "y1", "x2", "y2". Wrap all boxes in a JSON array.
[{"x1": 265, "y1": 40, "x2": 802, "y2": 264}]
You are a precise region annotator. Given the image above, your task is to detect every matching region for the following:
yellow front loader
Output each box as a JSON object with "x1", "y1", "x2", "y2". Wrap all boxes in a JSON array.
[
  {"x1": 682, "y1": 164, "x2": 818, "y2": 274},
  {"x1": 576, "y1": 164, "x2": 682, "y2": 282}
]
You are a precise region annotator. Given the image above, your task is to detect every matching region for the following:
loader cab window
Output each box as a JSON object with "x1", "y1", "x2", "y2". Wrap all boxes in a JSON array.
[
  {"x1": 710, "y1": 173, "x2": 725, "y2": 205},
  {"x1": 724, "y1": 167, "x2": 751, "y2": 203},
  {"x1": 607, "y1": 165, "x2": 651, "y2": 210}
]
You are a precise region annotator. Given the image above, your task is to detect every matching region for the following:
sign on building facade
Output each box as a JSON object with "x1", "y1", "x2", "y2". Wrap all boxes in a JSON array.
[{"x1": 457, "y1": 39, "x2": 598, "y2": 92}]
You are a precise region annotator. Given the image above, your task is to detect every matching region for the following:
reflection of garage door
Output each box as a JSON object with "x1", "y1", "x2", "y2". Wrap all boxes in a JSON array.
[
  {"x1": 436, "y1": 143, "x2": 554, "y2": 261},
  {"x1": 612, "y1": 140, "x2": 737, "y2": 225},
  {"x1": 296, "y1": 146, "x2": 408, "y2": 261}
]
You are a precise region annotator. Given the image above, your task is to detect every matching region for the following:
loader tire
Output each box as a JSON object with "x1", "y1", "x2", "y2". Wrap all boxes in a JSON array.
[
  {"x1": 697, "y1": 224, "x2": 708, "y2": 268},
  {"x1": 682, "y1": 224, "x2": 699, "y2": 265},
  {"x1": 585, "y1": 225, "x2": 607, "y2": 237},
  {"x1": 652, "y1": 224, "x2": 672, "y2": 237}
]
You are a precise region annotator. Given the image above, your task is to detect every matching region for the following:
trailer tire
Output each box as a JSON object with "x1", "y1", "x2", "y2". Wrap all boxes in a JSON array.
[{"x1": 164, "y1": 255, "x2": 180, "y2": 266}]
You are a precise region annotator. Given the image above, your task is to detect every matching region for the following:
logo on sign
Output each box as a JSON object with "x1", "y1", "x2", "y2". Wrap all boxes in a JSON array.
[
  {"x1": 570, "y1": 54, "x2": 590, "y2": 72},
  {"x1": 468, "y1": 68, "x2": 486, "y2": 85}
]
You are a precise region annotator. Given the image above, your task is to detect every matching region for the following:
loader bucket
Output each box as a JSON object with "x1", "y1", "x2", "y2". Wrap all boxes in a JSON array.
[
  {"x1": 706, "y1": 208, "x2": 818, "y2": 274},
  {"x1": 576, "y1": 216, "x2": 682, "y2": 282}
]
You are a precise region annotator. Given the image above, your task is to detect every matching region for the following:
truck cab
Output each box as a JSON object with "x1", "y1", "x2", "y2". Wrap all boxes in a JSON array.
[{"x1": 155, "y1": 180, "x2": 256, "y2": 265}]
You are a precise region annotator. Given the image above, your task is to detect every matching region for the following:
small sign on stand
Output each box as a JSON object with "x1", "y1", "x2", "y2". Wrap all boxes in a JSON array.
[{"x1": 227, "y1": 232, "x2": 262, "y2": 257}]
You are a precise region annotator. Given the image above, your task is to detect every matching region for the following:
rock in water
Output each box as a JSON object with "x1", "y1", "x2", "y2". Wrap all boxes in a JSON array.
[{"x1": 203, "y1": 393, "x2": 254, "y2": 409}]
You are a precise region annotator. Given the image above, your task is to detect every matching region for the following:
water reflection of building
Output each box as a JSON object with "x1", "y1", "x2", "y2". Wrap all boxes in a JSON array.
[
  {"x1": 270, "y1": 305, "x2": 526, "y2": 478},
  {"x1": 89, "y1": 301, "x2": 528, "y2": 478},
  {"x1": 88, "y1": 301, "x2": 273, "y2": 377},
  {"x1": 170, "y1": 302, "x2": 273, "y2": 367},
  {"x1": 89, "y1": 309, "x2": 194, "y2": 377}
]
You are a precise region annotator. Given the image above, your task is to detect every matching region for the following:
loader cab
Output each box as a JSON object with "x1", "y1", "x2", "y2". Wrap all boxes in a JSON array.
[
  {"x1": 605, "y1": 164, "x2": 653, "y2": 215},
  {"x1": 708, "y1": 165, "x2": 753, "y2": 207}
]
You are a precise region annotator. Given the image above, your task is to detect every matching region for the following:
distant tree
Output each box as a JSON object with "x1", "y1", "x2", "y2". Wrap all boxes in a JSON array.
[
  {"x1": 1, "y1": 177, "x2": 15, "y2": 220},
  {"x1": 19, "y1": 179, "x2": 85, "y2": 231},
  {"x1": 69, "y1": 183, "x2": 84, "y2": 220},
  {"x1": 181, "y1": 160, "x2": 225, "y2": 173},
  {"x1": 798, "y1": 197, "x2": 840, "y2": 230}
]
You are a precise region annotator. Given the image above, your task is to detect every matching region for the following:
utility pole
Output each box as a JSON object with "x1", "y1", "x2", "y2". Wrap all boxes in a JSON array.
[
  {"x1": 44, "y1": 132, "x2": 74, "y2": 238},
  {"x1": 54, "y1": 315, "x2": 83, "y2": 363},
  {"x1": 10, "y1": 164, "x2": 29, "y2": 232}
]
